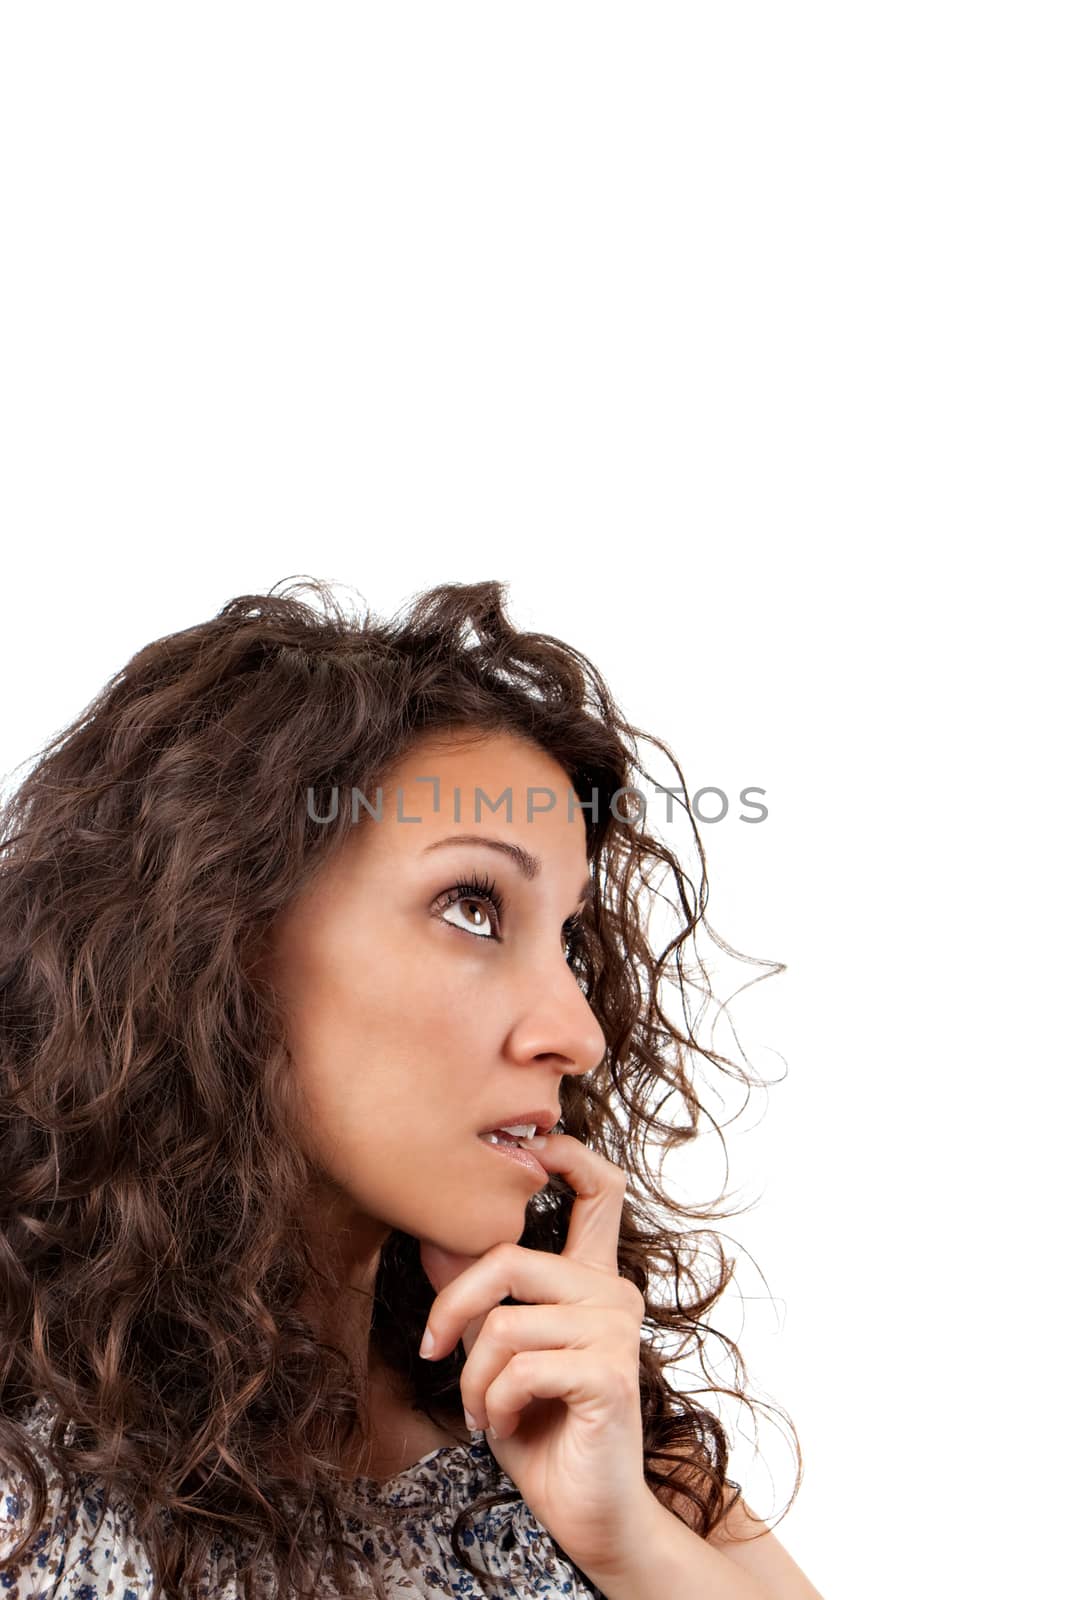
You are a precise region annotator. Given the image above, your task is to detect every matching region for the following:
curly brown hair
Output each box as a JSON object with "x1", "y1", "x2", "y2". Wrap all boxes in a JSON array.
[{"x1": 0, "y1": 576, "x2": 801, "y2": 1599}]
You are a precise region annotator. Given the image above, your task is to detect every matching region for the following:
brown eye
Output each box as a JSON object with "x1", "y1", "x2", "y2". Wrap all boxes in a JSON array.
[
  {"x1": 436, "y1": 872, "x2": 505, "y2": 942},
  {"x1": 441, "y1": 893, "x2": 496, "y2": 939}
]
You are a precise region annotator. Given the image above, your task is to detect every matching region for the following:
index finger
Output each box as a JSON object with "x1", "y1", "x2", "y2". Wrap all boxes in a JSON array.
[{"x1": 518, "y1": 1131, "x2": 628, "y2": 1273}]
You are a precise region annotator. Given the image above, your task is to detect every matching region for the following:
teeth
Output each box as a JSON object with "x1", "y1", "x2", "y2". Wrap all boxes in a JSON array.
[{"x1": 497, "y1": 1122, "x2": 536, "y2": 1138}]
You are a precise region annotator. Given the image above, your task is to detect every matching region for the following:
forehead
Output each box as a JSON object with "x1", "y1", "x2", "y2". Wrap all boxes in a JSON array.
[
  {"x1": 362, "y1": 727, "x2": 588, "y2": 864},
  {"x1": 388, "y1": 727, "x2": 569, "y2": 790}
]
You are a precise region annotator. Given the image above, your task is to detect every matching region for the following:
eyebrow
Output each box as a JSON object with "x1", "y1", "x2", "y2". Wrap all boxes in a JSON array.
[{"x1": 422, "y1": 834, "x2": 594, "y2": 904}]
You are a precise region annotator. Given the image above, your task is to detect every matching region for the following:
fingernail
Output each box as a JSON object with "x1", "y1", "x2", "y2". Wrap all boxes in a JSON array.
[
  {"x1": 463, "y1": 1408, "x2": 477, "y2": 1431},
  {"x1": 518, "y1": 1134, "x2": 546, "y2": 1148},
  {"x1": 419, "y1": 1325, "x2": 436, "y2": 1359}
]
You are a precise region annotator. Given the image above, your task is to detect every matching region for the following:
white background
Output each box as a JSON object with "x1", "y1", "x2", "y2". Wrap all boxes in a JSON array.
[{"x1": 1, "y1": 6, "x2": 1063, "y2": 1596}]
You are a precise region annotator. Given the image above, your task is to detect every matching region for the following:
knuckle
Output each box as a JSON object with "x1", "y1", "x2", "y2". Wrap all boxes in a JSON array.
[
  {"x1": 483, "y1": 1303, "x2": 510, "y2": 1338},
  {"x1": 511, "y1": 1347, "x2": 537, "y2": 1378},
  {"x1": 614, "y1": 1273, "x2": 646, "y2": 1312},
  {"x1": 618, "y1": 1278, "x2": 645, "y2": 1318},
  {"x1": 610, "y1": 1362, "x2": 637, "y2": 1401},
  {"x1": 590, "y1": 1144, "x2": 628, "y2": 1186}
]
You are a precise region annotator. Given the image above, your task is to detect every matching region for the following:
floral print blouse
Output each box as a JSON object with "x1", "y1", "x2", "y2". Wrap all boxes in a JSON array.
[{"x1": 1, "y1": 1395, "x2": 608, "y2": 1597}]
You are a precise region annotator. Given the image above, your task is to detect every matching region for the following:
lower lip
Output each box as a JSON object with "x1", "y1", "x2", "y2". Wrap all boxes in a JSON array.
[{"x1": 477, "y1": 1134, "x2": 548, "y2": 1181}]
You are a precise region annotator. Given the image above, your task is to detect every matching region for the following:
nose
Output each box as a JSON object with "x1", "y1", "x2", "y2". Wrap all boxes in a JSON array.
[{"x1": 506, "y1": 960, "x2": 607, "y2": 1080}]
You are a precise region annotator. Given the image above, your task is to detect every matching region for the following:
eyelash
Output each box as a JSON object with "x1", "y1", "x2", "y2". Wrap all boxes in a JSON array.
[{"x1": 437, "y1": 871, "x2": 586, "y2": 965}]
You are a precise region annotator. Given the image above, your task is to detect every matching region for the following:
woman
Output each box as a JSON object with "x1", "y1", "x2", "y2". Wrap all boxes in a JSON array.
[{"x1": 0, "y1": 577, "x2": 821, "y2": 1598}]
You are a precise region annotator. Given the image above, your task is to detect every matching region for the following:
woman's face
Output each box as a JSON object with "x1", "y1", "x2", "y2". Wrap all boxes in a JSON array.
[{"x1": 268, "y1": 726, "x2": 606, "y2": 1277}]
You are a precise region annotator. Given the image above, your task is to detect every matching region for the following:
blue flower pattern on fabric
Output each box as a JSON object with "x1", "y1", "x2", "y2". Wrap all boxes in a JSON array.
[{"x1": 1, "y1": 1397, "x2": 609, "y2": 1598}]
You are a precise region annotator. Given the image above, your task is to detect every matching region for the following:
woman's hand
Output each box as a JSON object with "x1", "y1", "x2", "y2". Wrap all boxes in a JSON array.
[{"x1": 418, "y1": 1133, "x2": 658, "y2": 1576}]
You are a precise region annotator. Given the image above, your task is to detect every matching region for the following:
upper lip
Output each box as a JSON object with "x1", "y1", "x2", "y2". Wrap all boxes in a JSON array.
[{"x1": 478, "y1": 1107, "x2": 561, "y2": 1136}]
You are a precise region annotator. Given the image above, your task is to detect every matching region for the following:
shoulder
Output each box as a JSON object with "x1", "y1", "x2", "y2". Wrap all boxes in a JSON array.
[
  {"x1": 1, "y1": 1407, "x2": 156, "y2": 1599},
  {"x1": 649, "y1": 1453, "x2": 825, "y2": 1599}
]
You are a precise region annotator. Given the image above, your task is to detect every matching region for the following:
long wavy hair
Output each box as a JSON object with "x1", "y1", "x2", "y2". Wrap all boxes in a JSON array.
[{"x1": 0, "y1": 577, "x2": 801, "y2": 1599}]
